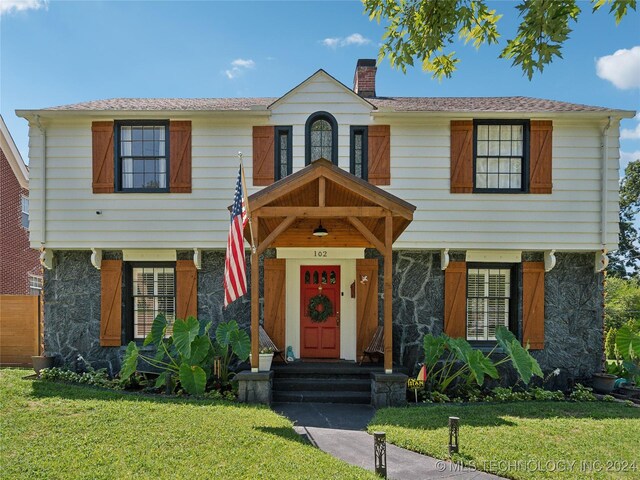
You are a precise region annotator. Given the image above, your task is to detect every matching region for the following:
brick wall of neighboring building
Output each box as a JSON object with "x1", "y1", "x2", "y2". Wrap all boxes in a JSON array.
[{"x1": 0, "y1": 147, "x2": 41, "y2": 294}]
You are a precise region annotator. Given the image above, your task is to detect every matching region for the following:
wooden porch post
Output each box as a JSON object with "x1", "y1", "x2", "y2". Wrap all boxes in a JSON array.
[
  {"x1": 250, "y1": 214, "x2": 259, "y2": 372},
  {"x1": 384, "y1": 214, "x2": 393, "y2": 373}
]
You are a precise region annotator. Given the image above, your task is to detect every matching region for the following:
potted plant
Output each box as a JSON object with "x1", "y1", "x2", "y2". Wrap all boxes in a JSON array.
[
  {"x1": 591, "y1": 372, "x2": 617, "y2": 393},
  {"x1": 250, "y1": 347, "x2": 274, "y2": 372},
  {"x1": 32, "y1": 354, "x2": 54, "y2": 375}
]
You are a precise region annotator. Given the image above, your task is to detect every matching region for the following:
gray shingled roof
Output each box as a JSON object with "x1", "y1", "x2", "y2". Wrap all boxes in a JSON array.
[
  {"x1": 43, "y1": 98, "x2": 278, "y2": 111},
  {"x1": 41, "y1": 95, "x2": 618, "y2": 113}
]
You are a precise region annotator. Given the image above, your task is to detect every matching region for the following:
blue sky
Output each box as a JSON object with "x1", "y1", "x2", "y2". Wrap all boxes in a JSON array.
[{"x1": 1, "y1": 0, "x2": 639, "y2": 170}]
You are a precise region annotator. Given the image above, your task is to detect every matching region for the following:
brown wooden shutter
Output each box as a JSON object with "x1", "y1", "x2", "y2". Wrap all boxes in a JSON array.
[
  {"x1": 92, "y1": 121, "x2": 115, "y2": 193},
  {"x1": 263, "y1": 258, "x2": 286, "y2": 356},
  {"x1": 529, "y1": 120, "x2": 553, "y2": 194},
  {"x1": 356, "y1": 258, "x2": 379, "y2": 362},
  {"x1": 450, "y1": 120, "x2": 473, "y2": 193},
  {"x1": 444, "y1": 261, "x2": 467, "y2": 338},
  {"x1": 522, "y1": 262, "x2": 545, "y2": 349},
  {"x1": 169, "y1": 121, "x2": 192, "y2": 193},
  {"x1": 100, "y1": 260, "x2": 122, "y2": 346},
  {"x1": 368, "y1": 125, "x2": 390, "y2": 185},
  {"x1": 253, "y1": 126, "x2": 275, "y2": 186},
  {"x1": 176, "y1": 260, "x2": 198, "y2": 319}
]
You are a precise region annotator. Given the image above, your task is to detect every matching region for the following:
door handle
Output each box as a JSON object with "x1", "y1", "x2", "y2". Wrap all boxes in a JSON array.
[{"x1": 336, "y1": 311, "x2": 340, "y2": 326}]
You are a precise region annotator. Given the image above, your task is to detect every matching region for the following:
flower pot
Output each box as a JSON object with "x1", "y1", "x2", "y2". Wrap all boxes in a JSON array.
[
  {"x1": 32, "y1": 356, "x2": 54, "y2": 375},
  {"x1": 592, "y1": 373, "x2": 617, "y2": 394},
  {"x1": 249, "y1": 353, "x2": 274, "y2": 372}
]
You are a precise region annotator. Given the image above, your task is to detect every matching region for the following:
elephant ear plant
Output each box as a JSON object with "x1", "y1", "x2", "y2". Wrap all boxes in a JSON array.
[
  {"x1": 613, "y1": 322, "x2": 640, "y2": 384},
  {"x1": 421, "y1": 326, "x2": 543, "y2": 395},
  {"x1": 119, "y1": 315, "x2": 249, "y2": 396}
]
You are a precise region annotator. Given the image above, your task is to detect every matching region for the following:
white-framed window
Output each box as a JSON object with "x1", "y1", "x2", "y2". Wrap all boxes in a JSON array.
[
  {"x1": 21, "y1": 195, "x2": 29, "y2": 229},
  {"x1": 28, "y1": 274, "x2": 42, "y2": 296},
  {"x1": 466, "y1": 265, "x2": 514, "y2": 341},
  {"x1": 130, "y1": 264, "x2": 175, "y2": 340}
]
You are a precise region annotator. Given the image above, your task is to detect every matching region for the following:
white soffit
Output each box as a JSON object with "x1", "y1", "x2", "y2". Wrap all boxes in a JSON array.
[
  {"x1": 466, "y1": 250, "x2": 522, "y2": 263},
  {"x1": 122, "y1": 249, "x2": 177, "y2": 262},
  {"x1": 276, "y1": 248, "x2": 365, "y2": 259}
]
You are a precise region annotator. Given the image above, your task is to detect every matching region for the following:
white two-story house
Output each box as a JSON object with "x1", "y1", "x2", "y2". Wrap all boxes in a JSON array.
[{"x1": 17, "y1": 59, "x2": 634, "y2": 398}]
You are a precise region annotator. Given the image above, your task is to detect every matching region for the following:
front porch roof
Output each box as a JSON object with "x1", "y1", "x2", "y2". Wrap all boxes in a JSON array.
[{"x1": 246, "y1": 158, "x2": 416, "y2": 253}]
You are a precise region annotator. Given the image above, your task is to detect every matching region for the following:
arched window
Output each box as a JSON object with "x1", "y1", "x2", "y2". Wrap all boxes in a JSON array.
[{"x1": 305, "y1": 111, "x2": 338, "y2": 165}]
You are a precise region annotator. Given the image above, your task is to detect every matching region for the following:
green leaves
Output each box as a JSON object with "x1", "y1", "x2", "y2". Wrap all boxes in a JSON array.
[
  {"x1": 215, "y1": 320, "x2": 250, "y2": 361},
  {"x1": 363, "y1": 0, "x2": 636, "y2": 79},
  {"x1": 467, "y1": 349, "x2": 499, "y2": 385},
  {"x1": 187, "y1": 335, "x2": 212, "y2": 366},
  {"x1": 616, "y1": 324, "x2": 640, "y2": 361},
  {"x1": 179, "y1": 363, "x2": 207, "y2": 396},
  {"x1": 144, "y1": 313, "x2": 168, "y2": 347},
  {"x1": 229, "y1": 329, "x2": 251, "y2": 362},
  {"x1": 173, "y1": 316, "x2": 200, "y2": 358},
  {"x1": 423, "y1": 335, "x2": 446, "y2": 369},
  {"x1": 495, "y1": 326, "x2": 543, "y2": 384},
  {"x1": 120, "y1": 342, "x2": 139, "y2": 380}
]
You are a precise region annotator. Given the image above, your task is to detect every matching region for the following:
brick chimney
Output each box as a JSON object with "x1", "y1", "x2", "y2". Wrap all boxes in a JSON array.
[{"x1": 353, "y1": 59, "x2": 377, "y2": 98}]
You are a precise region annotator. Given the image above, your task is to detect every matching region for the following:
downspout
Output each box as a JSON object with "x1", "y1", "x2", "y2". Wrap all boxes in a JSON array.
[
  {"x1": 35, "y1": 115, "x2": 47, "y2": 247},
  {"x1": 597, "y1": 116, "x2": 612, "y2": 272}
]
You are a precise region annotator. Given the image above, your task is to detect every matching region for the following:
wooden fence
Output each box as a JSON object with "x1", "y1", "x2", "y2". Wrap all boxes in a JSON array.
[{"x1": 0, "y1": 295, "x2": 41, "y2": 366}]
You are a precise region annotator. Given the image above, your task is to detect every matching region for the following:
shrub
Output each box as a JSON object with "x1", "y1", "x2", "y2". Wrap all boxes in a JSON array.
[
  {"x1": 569, "y1": 384, "x2": 596, "y2": 402},
  {"x1": 605, "y1": 327, "x2": 619, "y2": 359},
  {"x1": 529, "y1": 387, "x2": 565, "y2": 401},
  {"x1": 40, "y1": 367, "x2": 115, "y2": 388}
]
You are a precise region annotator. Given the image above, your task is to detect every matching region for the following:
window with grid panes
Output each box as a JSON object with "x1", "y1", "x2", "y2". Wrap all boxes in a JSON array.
[
  {"x1": 116, "y1": 121, "x2": 169, "y2": 192},
  {"x1": 28, "y1": 274, "x2": 42, "y2": 295},
  {"x1": 21, "y1": 196, "x2": 29, "y2": 229},
  {"x1": 466, "y1": 265, "x2": 515, "y2": 341},
  {"x1": 474, "y1": 121, "x2": 528, "y2": 192},
  {"x1": 305, "y1": 112, "x2": 338, "y2": 165},
  {"x1": 275, "y1": 126, "x2": 292, "y2": 180},
  {"x1": 131, "y1": 265, "x2": 175, "y2": 340},
  {"x1": 350, "y1": 126, "x2": 368, "y2": 180}
]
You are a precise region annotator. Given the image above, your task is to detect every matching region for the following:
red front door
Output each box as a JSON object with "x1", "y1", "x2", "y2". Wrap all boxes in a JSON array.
[{"x1": 300, "y1": 266, "x2": 340, "y2": 359}]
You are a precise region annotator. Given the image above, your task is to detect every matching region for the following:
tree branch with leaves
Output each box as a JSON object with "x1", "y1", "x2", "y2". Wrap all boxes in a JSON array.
[{"x1": 363, "y1": 0, "x2": 636, "y2": 79}]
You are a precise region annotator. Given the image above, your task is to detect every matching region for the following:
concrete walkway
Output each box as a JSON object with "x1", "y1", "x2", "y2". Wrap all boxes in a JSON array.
[{"x1": 273, "y1": 403, "x2": 504, "y2": 480}]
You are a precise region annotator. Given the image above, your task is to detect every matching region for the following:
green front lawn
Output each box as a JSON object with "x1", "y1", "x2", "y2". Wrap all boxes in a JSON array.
[
  {"x1": 0, "y1": 369, "x2": 375, "y2": 480},
  {"x1": 369, "y1": 401, "x2": 640, "y2": 479}
]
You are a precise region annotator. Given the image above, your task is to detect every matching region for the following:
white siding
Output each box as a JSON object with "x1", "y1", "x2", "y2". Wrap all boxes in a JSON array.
[{"x1": 26, "y1": 75, "x2": 621, "y2": 252}]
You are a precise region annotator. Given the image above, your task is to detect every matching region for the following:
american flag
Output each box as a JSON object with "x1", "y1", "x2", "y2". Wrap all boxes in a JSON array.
[{"x1": 224, "y1": 166, "x2": 248, "y2": 307}]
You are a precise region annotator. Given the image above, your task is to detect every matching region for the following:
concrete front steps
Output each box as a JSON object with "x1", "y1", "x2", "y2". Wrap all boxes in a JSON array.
[{"x1": 272, "y1": 361, "x2": 384, "y2": 404}]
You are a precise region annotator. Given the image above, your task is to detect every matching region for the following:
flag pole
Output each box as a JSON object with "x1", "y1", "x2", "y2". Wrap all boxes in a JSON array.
[{"x1": 238, "y1": 152, "x2": 256, "y2": 254}]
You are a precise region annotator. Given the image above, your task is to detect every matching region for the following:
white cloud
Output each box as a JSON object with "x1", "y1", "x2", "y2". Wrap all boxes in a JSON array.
[
  {"x1": 322, "y1": 37, "x2": 341, "y2": 49},
  {"x1": 231, "y1": 59, "x2": 255, "y2": 69},
  {"x1": 621, "y1": 123, "x2": 640, "y2": 140},
  {"x1": 224, "y1": 58, "x2": 255, "y2": 80},
  {"x1": 321, "y1": 33, "x2": 371, "y2": 49},
  {"x1": 596, "y1": 46, "x2": 640, "y2": 90},
  {"x1": 0, "y1": 0, "x2": 46, "y2": 15},
  {"x1": 343, "y1": 33, "x2": 371, "y2": 46},
  {"x1": 620, "y1": 150, "x2": 640, "y2": 174}
]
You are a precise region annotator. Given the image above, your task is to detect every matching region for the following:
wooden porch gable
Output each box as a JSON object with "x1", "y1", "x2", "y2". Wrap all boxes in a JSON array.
[
  {"x1": 246, "y1": 159, "x2": 416, "y2": 373},
  {"x1": 246, "y1": 158, "x2": 415, "y2": 255}
]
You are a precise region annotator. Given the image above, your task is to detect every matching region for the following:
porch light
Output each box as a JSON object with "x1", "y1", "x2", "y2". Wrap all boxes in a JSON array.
[{"x1": 313, "y1": 222, "x2": 328, "y2": 237}]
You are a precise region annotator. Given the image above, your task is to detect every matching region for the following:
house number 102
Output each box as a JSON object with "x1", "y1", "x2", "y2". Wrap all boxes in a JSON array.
[{"x1": 314, "y1": 250, "x2": 328, "y2": 257}]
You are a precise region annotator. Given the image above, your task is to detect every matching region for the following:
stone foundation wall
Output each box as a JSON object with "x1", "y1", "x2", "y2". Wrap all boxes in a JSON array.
[
  {"x1": 367, "y1": 250, "x2": 603, "y2": 385},
  {"x1": 43, "y1": 251, "x2": 121, "y2": 373},
  {"x1": 44, "y1": 249, "x2": 603, "y2": 386}
]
